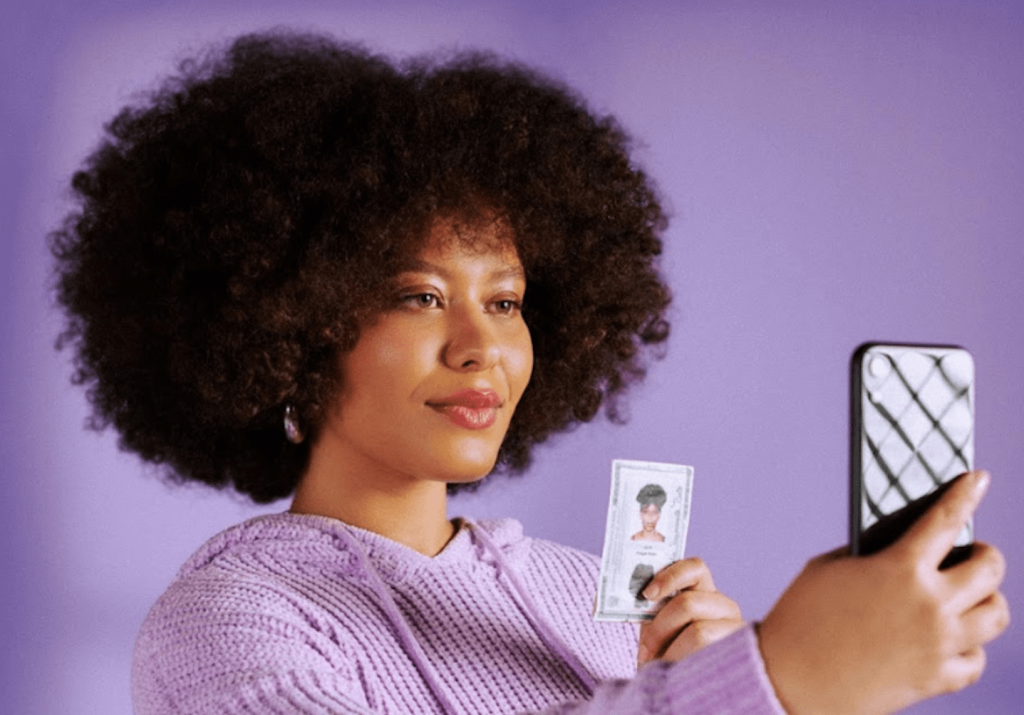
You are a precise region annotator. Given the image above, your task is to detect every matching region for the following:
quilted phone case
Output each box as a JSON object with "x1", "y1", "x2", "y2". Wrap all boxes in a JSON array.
[{"x1": 850, "y1": 343, "x2": 974, "y2": 563}]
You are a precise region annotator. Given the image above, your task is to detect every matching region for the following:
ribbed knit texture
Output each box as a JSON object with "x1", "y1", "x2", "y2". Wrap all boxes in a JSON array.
[{"x1": 132, "y1": 513, "x2": 785, "y2": 715}]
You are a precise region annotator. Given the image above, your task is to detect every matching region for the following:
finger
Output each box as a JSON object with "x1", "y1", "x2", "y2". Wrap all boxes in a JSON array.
[
  {"x1": 660, "y1": 618, "x2": 746, "y2": 662},
  {"x1": 943, "y1": 541, "x2": 1006, "y2": 614},
  {"x1": 956, "y1": 590, "x2": 1010, "y2": 652},
  {"x1": 642, "y1": 557, "x2": 715, "y2": 602},
  {"x1": 639, "y1": 591, "x2": 742, "y2": 660},
  {"x1": 895, "y1": 471, "x2": 989, "y2": 568}
]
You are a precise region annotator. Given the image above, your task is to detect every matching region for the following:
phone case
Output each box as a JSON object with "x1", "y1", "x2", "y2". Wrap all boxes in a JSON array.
[{"x1": 849, "y1": 343, "x2": 974, "y2": 566}]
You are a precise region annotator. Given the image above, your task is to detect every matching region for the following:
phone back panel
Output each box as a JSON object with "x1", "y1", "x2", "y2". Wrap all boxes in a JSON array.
[{"x1": 850, "y1": 343, "x2": 974, "y2": 555}]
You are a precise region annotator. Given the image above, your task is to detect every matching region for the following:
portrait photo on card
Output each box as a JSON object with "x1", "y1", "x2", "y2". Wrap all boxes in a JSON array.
[{"x1": 630, "y1": 482, "x2": 670, "y2": 543}]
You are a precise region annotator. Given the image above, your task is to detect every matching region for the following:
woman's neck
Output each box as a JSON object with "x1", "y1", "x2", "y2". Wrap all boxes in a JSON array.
[{"x1": 290, "y1": 448, "x2": 455, "y2": 557}]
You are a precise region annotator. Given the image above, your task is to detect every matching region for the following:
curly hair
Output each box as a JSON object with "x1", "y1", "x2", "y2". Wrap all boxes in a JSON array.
[{"x1": 50, "y1": 30, "x2": 671, "y2": 503}]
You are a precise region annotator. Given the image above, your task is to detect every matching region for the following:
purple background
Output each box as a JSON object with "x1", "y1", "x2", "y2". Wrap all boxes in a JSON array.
[{"x1": 3, "y1": 1, "x2": 1022, "y2": 713}]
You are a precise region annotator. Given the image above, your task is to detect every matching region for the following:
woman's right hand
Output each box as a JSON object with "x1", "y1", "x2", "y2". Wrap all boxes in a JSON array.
[{"x1": 757, "y1": 470, "x2": 1009, "y2": 715}]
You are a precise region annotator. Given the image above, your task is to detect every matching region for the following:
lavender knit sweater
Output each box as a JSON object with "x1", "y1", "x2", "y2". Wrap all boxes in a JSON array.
[{"x1": 132, "y1": 513, "x2": 786, "y2": 714}]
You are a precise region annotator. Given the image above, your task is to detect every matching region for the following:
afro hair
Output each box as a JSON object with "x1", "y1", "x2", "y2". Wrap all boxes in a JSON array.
[{"x1": 51, "y1": 30, "x2": 672, "y2": 503}]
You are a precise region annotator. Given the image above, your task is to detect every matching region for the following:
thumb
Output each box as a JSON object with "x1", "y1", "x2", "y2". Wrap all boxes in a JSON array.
[{"x1": 893, "y1": 470, "x2": 988, "y2": 567}]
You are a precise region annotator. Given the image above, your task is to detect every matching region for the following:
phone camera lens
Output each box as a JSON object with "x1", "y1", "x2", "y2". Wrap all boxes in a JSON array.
[{"x1": 868, "y1": 354, "x2": 890, "y2": 379}]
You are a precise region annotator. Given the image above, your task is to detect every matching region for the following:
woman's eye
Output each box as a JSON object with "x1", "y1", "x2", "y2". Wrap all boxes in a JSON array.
[
  {"x1": 401, "y1": 293, "x2": 440, "y2": 309},
  {"x1": 492, "y1": 298, "x2": 522, "y2": 315}
]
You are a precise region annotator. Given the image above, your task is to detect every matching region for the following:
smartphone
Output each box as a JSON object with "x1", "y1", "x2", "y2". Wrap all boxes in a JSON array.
[{"x1": 849, "y1": 343, "x2": 975, "y2": 568}]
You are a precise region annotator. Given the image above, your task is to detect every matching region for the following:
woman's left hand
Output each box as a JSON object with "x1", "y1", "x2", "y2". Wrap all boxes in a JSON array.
[{"x1": 636, "y1": 557, "x2": 745, "y2": 666}]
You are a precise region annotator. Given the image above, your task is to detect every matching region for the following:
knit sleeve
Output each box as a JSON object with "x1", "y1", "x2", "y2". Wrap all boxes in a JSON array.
[
  {"x1": 130, "y1": 569, "x2": 405, "y2": 715},
  {"x1": 538, "y1": 626, "x2": 788, "y2": 715},
  {"x1": 148, "y1": 671, "x2": 379, "y2": 715}
]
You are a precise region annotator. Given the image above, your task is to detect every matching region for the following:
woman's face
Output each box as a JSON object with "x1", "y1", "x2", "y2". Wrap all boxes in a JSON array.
[
  {"x1": 315, "y1": 216, "x2": 533, "y2": 487},
  {"x1": 640, "y1": 503, "x2": 661, "y2": 532}
]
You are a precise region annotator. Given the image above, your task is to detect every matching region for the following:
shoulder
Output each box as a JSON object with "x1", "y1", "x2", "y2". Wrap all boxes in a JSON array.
[
  {"x1": 173, "y1": 512, "x2": 358, "y2": 575},
  {"x1": 141, "y1": 513, "x2": 374, "y2": 634},
  {"x1": 133, "y1": 514, "x2": 374, "y2": 709},
  {"x1": 149, "y1": 513, "x2": 370, "y2": 630}
]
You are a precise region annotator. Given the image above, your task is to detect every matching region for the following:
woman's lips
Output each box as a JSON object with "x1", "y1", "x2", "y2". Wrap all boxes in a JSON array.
[{"x1": 427, "y1": 389, "x2": 501, "y2": 430}]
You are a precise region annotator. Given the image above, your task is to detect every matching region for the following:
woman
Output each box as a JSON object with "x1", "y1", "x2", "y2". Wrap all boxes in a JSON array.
[{"x1": 51, "y1": 31, "x2": 1007, "y2": 715}]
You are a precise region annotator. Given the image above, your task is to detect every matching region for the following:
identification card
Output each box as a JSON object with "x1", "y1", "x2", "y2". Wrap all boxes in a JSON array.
[{"x1": 594, "y1": 459, "x2": 694, "y2": 622}]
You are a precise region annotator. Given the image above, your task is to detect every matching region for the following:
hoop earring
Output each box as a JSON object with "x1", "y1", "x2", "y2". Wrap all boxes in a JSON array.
[{"x1": 283, "y1": 404, "x2": 305, "y2": 444}]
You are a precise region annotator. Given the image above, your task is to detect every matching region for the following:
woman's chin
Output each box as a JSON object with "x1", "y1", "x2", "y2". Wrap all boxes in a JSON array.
[
  {"x1": 427, "y1": 443, "x2": 502, "y2": 485},
  {"x1": 441, "y1": 464, "x2": 496, "y2": 487}
]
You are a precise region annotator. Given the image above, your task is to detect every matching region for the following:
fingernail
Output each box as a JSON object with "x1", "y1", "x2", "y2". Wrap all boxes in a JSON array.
[
  {"x1": 643, "y1": 584, "x2": 660, "y2": 600},
  {"x1": 973, "y1": 470, "x2": 991, "y2": 498}
]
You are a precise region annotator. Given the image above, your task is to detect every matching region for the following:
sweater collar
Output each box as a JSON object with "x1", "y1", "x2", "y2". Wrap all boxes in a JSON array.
[{"x1": 264, "y1": 511, "x2": 527, "y2": 583}]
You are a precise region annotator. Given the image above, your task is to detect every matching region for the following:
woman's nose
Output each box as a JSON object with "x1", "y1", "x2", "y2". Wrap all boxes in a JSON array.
[{"x1": 443, "y1": 306, "x2": 501, "y2": 371}]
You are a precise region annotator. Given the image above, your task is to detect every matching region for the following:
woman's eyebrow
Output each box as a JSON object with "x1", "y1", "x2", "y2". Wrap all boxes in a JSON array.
[
  {"x1": 490, "y1": 265, "x2": 527, "y2": 282},
  {"x1": 396, "y1": 259, "x2": 526, "y2": 282},
  {"x1": 395, "y1": 259, "x2": 447, "y2": 277}
]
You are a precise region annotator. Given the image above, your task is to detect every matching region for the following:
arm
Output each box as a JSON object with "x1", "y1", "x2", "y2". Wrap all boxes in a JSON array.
[
  {"x1": 132, "y1": 608, "x2": 380, "y2": 715},
  {"x1": 607, "y1": 471, "x2": 1008, "y2": 715},
  {"x1": 540, "y1": 625, "x2": 785, "y2": 715},
  {"x1": 135, "y1": 626, "x2": 784, "y2": 715},
  {"x1": 133, "y1": 562, "x2": 782, "y2": 715}
]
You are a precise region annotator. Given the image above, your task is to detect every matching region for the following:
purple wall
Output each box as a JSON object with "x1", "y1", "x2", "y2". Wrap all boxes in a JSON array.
[{"x1": 3, "y1": 1, "x2": 1022, "y2": 713}]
